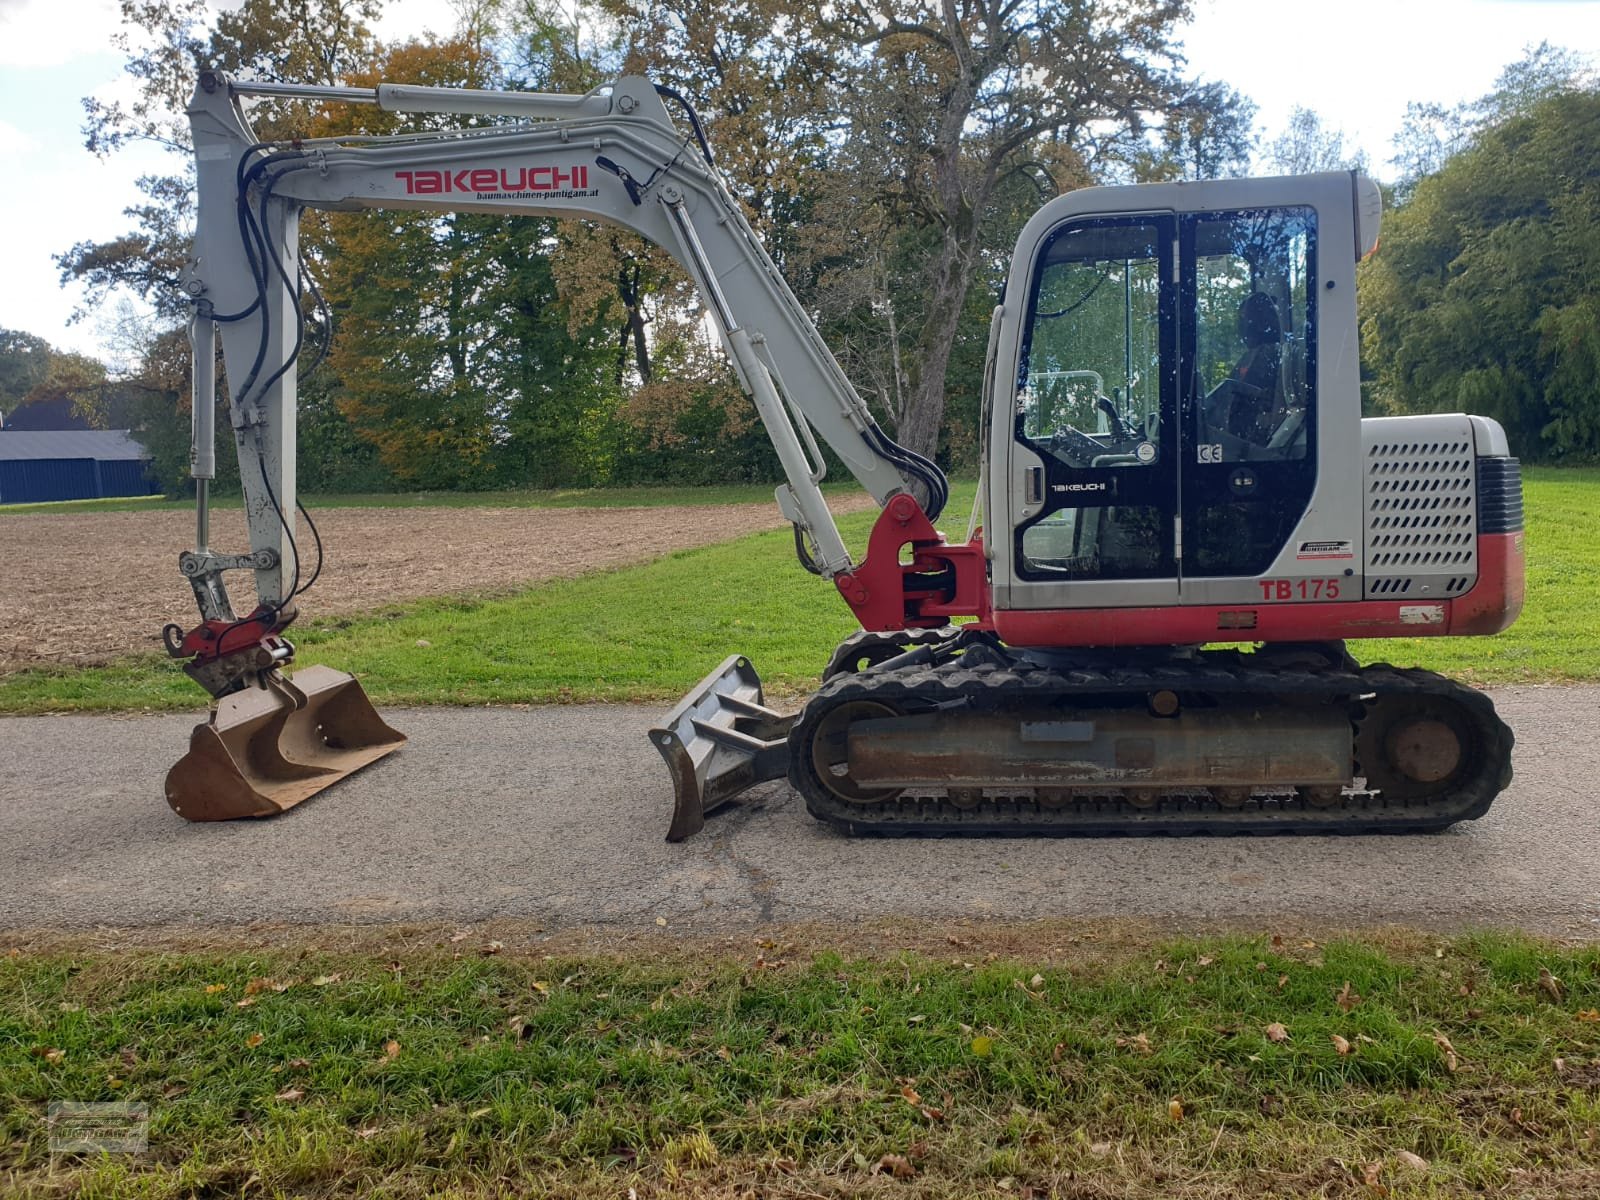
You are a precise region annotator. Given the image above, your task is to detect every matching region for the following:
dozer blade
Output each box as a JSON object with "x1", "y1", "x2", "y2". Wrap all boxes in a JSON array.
[
  {"x1": 165, "y1": 665, "x2": 405, "y2": 821},
  {"x1": 652, "y1": 655, "x2": 794, "y2": 841}
]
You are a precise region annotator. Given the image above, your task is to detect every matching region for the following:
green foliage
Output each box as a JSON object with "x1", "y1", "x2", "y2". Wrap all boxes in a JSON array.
[
  {"x1": 0, "y1": 328, "x2": 53, "y2": 414},
  {"x1": 4, "y1": 931, "x2": 1599, "y2": 1196},
  {"x1": 1360, "y1": 84, "x2": 1600, "y2": 461}
]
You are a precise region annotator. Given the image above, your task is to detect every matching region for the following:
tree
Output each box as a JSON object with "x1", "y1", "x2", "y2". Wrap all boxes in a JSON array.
[
  {"x1": 1262, "y1": 106, "x2": 1367, "y2": 176},
  {"x1": 0, "y1": 329, "x2": 54, "y2": 416},
  {"x1": 605, "y1": 0, "x2": 1193, "y2": 461},
  {"x1": 1359, "y1": 85, "x2": 1600, "y2": 460},
  {"x1": 307, "y1": 35, "x2": 626, "y2": 488},
  {"x1": 1137, "y1": 80, "x2": 1257, "y2": 182},
  {"x1": 1389, "y1": 42, "x2": 1594, "y2": 199},
  {"x1": 813, "y1": 0, "x2": 1193, "y2": 459},
  {"x1": 61, "y1": 0, "x2": 383, "y2": 318}
]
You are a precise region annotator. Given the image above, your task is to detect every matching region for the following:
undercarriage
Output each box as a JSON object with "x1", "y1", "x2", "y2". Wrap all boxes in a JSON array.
[{"x1": 656, "y1": 629, "x2": 1513, "y2": 840}]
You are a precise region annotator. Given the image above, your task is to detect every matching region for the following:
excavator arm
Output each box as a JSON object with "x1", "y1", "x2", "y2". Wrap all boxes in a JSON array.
[{"x1": 166, "y1": 70, "x2": 953, "y2": 827}]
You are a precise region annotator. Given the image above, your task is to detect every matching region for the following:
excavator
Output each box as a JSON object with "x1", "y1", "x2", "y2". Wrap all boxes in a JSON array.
[{"x1": 163, "y1": 70, "x2": 1524, "y2": 841}]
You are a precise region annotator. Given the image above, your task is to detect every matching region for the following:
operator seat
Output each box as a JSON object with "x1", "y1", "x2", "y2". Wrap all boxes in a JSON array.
[{"x1": 1205, "y1": 292, "x2": 1284, "y2": 443}]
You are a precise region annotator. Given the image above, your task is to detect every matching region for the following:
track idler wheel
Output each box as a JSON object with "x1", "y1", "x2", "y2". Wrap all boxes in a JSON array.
[
  {"x1": 798, "y1": 699, "x2": 905, "y2": 805},
  {"x1": 1356, "y1": 695, "x2": 1477, "y2": 800}
]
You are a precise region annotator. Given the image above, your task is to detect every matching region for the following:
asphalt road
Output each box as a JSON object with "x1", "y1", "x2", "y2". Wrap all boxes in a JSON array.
[{"x1": 3, "y1": 686, "x2": 1597, "y2": 934}]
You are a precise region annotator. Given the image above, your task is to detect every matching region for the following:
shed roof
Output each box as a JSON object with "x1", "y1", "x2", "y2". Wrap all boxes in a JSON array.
[{"x1": 0, "y1": 430, "x2": 150, "y2": 462}]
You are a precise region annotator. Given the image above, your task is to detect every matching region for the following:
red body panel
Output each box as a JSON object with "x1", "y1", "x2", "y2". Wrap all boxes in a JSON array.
[{"x1": 838, "y1": 500, "x2": 1525, "y2": 649}]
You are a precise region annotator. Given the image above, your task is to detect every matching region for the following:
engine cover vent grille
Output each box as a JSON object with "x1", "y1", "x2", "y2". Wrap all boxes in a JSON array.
[{"x1": 1363, "y1": 430, "x2": 1477, "y2": 600}]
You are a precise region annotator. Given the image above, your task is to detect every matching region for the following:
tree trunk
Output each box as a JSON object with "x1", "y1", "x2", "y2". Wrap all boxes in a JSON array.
[{"x1": 895, "y1": 225, "x2": 978, "y2": 460}]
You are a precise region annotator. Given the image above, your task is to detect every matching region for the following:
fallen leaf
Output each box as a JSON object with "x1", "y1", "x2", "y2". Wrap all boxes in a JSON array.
[
  {"x1": 1196, "y1": 956, "x2": 1214, "y2": 968},
  {"x1": 1088, "y1": 1141, "x2": 1114, "y2": 1157},
  {"x1": 235, "y1": 997, "x2": 257, "y2": 1009},
  {"x1": 414, "y1": 638, "x2": 431, "y2": 647},
  {"x1": 246, "y1": 1033, "x2": 265, "y2": 1048},
  {"x1": 971, "y1": 1035, "x2": 994, "y2": 1057},
  {"x1": 1363, "y1": 1160, "x2": 1387, "y2": 1194},
  {"x1": 1272, "y1": 934, "x2": 1284, "y2": 949},
  {"x1": 1051, "y1": 1042, "x2": 1066, "y2": 1063},
  {"x1": 204, "y1": 983, "x2": 227, "y2": 995},
  {"x1": 1332, "y1": 1034, "x2": 1353, "y2": 1056},
  {"x1": 274, "y1": 1087, "x2": 304, "y2": 1102},
  {"x1": 1168, "y1": 1097, "x2": 1184, "y2": 1122},
  {"x1": 35, "y1": 1047, "x2": 65, "y2": 1063},
  {"x1": 875, "y1": 1153, "x2": 916, "y2": 1180},
  {"x1": 1336, "y1": 981, "x2": 1361, "y2": 1012},
  {"x1": 1538, "y1": 968, "x2": 1565, "y2": 1003},
  {"x1": 449, "y1": 931, "x2": 470, "y2": 943},
  {"x1": 468, "y1": 1106, "x2": 492, "y2": 1118},
  {"x1": 57, "y1": 1002, "x2": 80, "y2": 1013},
  {"x1": 919, "y1": 1105, "x2": 945, "y2": 1122},
  {"x1": 1577, "y1": 1010, "x2": 1600, "y2": 1023},
  {"x1": 244, "y1": 977, "x2": 277, "y2": 996},
  {"x1": 481, "y1": 941, "x2": 504, "y2": 956},
  {"x1": 1394, "y1": 1150, "x2": 1428, "y2": 1171},
  {"x1": 655, "y1": 917, "x2": 668, "y2": 927},
  {"x1": 907, "y1": 1014, "x2": 926, "y2": 1024},
  {"x1": 286, "y1": 1058, "x2": 311, "y2": 1069},
  {"x1": 1265, "y1": 1022, "x2": 1289, "y2": 1043},
  {"x1": 383, "y1": 1040, "x2": 401, "y2": 1060},
  {"x1": 531, "y1": 980, "x2": 549, "y2": 996},
  {"x1": 1115, "y1": 1032, "x2": 1153, "y2": 1056},
  {"x1": 901, "y1": 1084, "x2": 922, "y2": 1105},
  {"x1": 1030, "y1": 973, "x2": 1045, "y2": 989},
  {"x1": 310, "y1": 974, "x2": 340, "y2": 987},
  {"x1": 1431, "y1": 1031, "x2": 1460, "y2": 1073},
  {"x1": 1277, "y1": 974, "x2": 1289, "y2": 990},
  {"x1": 1259, "y1": 1092, "x2": 1284, "y2": 1116}
]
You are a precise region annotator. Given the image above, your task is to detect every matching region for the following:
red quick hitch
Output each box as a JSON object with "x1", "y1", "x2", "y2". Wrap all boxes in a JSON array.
[{"x1": 833, "y1": 493, "x2": 992, "y2": 633}]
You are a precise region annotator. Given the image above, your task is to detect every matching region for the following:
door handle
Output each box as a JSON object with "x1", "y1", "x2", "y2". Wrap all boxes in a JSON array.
[{"x1": 1025, "y1": 466, "x2": 1043, "y2": 505}]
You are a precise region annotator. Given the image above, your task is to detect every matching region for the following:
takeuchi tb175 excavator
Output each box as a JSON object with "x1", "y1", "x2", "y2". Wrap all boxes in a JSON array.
[{"x1": 164, "y1": 70, "x2": 1524, "y2": 839}]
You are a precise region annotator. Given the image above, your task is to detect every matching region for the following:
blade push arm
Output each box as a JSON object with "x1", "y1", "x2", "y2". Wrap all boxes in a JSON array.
[{"x1": 183, "y1": 70, "x2": 944, "y2": 637}]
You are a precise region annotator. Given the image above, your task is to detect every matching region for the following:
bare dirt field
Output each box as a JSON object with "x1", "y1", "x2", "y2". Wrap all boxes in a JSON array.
[{"x1": 0, "y1": 497, "x2": 869, "y2": 672}]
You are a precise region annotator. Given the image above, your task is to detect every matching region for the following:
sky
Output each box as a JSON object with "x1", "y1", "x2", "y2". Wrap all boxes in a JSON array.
[{"x1": 1, "y1": 0, "x2": 1597, "y2": 361}]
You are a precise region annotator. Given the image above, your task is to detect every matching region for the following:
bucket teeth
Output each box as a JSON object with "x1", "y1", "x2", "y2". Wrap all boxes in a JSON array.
[
  {"x1": 165, "y1": 665, "x2": 405, "y2": 821},
  {"x1": 652, "y1": 655, "x2": 793, "y2": 841}
]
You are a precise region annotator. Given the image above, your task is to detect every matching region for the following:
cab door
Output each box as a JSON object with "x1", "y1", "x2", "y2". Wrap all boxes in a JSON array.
[
  {"x1": 1007, "y1": 214, "x2": 1181, "y2": 610},
  {"x1": 1178, "y1": 207, "x2": 1319, "y2": 587}
]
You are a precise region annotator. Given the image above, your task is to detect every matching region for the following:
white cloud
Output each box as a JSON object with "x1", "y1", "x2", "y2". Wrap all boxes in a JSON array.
[
  {"x1": 0, "y1": 117, "x2": 34, "y2": 153},
  {"x1": 0, "y1": 0, "x2": 123, "y2": 68}
]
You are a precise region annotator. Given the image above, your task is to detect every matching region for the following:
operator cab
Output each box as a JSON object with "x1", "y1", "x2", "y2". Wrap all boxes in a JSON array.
[{"x1": 990, "y1": 172, "x2": 1374, "y2": 618}]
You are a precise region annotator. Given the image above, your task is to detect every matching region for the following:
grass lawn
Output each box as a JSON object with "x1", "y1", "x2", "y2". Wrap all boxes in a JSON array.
[
  {"x1": 3, "y1": 926, "x2": 1597, "y2": 1198},
  {"x1": 0, "y1": 469, "x2": 1593, "y2": 714}
]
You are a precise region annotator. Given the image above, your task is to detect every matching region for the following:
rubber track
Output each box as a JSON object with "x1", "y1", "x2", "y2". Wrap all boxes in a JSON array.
[{"x1": 788, "y1": 655, "x2": 1514, "y2": 836}]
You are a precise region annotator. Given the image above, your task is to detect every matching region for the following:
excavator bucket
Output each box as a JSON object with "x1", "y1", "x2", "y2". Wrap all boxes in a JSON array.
[
  {"x1": 652, "y1": 655, "x2": 794, "y2": 841},
  {"x1": 165, "y1": 665, "x2": 405, "y2": 821}
]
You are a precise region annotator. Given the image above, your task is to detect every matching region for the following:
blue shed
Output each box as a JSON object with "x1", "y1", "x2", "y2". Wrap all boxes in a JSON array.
[{"x1": 0, "y1": 430, "x2": 158, "y2": 504}]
